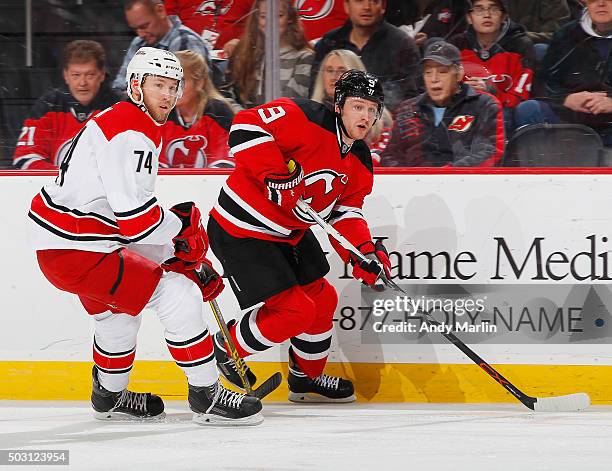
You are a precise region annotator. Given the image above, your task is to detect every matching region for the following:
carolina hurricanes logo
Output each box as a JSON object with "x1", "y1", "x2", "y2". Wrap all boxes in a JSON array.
[
  {"x1": 293, "y1": 170, "x2": 348, "y2": 223},
  {"x1": 295, "y1": 0, "x2": 333, "y2": 20},
  {"x1": 437, "y1": 8, "x2": 451, "y2": 23},
  {"x1": 166, "y1": 135, "x2": 208, "y2": 168},
  {"x1": 448, "y1": 115, "x2": 475, "y2": 132},
  {"x1": 196, "y1": 0, "x2": 233, "y2": 16}
]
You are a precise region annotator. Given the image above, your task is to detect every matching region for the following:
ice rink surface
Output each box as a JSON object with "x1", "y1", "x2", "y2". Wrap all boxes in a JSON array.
[{"x1": 1, "y1": 401, "x2": 611, "y2": 471}]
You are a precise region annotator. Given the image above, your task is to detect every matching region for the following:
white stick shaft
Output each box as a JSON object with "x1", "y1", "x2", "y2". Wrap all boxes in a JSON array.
[{"x1": 296, "y1": 199, "x2": 368, "y2": 263}]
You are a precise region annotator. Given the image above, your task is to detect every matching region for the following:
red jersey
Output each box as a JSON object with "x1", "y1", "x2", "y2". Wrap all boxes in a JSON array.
[
  {"x1": 159, "y1": 99, "x2": 234, "y2": 168},
  {"x1": 297, "y1": 0, "x2": 348, "y2": 41},
  {"x1": 164, "y1": 0, "x2": 254, "y2": 48},
  {"x1": 13, "y1": 84, "x2": 119, "y2": 169},
  {"x1": 209, "y1": 98, "x2": 374, "y2": 253},
  {"x1": 451, "y1": 21, "x2": 535, "y2": 109}
]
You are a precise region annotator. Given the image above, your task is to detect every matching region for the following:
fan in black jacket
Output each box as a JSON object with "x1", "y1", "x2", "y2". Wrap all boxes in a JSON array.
[{"x1": 515, "y1": 4, "x2": 612, "y2": 145}]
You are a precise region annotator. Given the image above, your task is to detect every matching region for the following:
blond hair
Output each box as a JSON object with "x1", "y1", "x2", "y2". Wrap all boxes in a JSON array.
[
  {"x1": 311, "y1": 49, "x2": 391, "y2": 147},
  {"x1": 174, "y1": 50, "x2": 233, "y2": 121},
  {"x1": 311, "y1": 50, "x2": 366, "y2": 104}
]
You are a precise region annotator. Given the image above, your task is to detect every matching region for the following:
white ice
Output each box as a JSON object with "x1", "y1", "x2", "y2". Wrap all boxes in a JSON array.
[{"x1": 1, "y1": 401, "x2": 611, "y2": 471}]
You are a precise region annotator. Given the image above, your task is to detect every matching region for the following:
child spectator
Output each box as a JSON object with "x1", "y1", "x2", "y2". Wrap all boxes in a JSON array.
[
  {"x1": 450, "y1": 0, "x2": 535, "y2": 133},
  {"x1": 228, "y1": 0, "x2": 314, "y2": 108}
]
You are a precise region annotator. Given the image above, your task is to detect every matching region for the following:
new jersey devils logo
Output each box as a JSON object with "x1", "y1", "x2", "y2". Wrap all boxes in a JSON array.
[
  {"x1": 196, "y1": 0, "x2": 233, "y2": 16},
  {"x1": 448, "y1": 115, "x2": 475, "y2": 132},
  {"x1": 296, "y1": 0, "x2": 333, "y2": 20},
  {"x1": 293, "y1": 169, "x2": 348, "y2": 223},
  {"x1": 484, "y1": 74, "x2": 513, "y2": 92},
  {"x1": 437, "y1": 8, "x2": 451, "y2": 23},
  {"x1": 166, "y1": 135, "x2": 208, "y2": 168}
]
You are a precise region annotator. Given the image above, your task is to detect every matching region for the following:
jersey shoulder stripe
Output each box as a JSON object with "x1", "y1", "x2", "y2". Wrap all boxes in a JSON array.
[
  {"x1": 292, "y1": 98, "x2": 373, "y2": 173},
  {"x1": 292, "y1": 98, "x2": 337, "y2": 136},
  {"x1": 93, "y1": 101, "x2": 162, "y2": 146}
]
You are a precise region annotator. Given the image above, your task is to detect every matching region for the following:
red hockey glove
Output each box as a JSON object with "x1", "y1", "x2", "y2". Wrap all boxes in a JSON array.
[
  {"x1": 264, "y1": 160, "x2": 305, "y2": 210},
  {"x1": 351, "y1": 240, "x2": 392, "y2": 289},
  {"x1": 162, "y1": 257, "x2": 224, "y2": 301},
  {"x1": 170, "y1": 202, "x2": 208, "y2": 263}
]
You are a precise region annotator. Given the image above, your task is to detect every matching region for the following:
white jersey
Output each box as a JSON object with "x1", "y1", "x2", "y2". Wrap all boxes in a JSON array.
[{"x1": 28, "y1": 101, "x2": 182, "y2": 255}]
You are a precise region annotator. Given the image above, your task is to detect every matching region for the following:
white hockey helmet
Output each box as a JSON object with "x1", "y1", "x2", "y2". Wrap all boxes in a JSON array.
[{"x1": 126, "y1": 47, "x2": 184, "y2": 104}]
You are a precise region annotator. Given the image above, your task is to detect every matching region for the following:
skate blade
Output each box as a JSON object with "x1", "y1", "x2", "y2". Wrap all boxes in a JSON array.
[
  {"x1": 192, "y1": 411, "x2": 264, "y2": 426},
  {"x1": 93, "y1": 410, "x2": 167, "y2": 422},
  {"x1": 288, "y1": 392, "x2": 356, "y2": 403}
]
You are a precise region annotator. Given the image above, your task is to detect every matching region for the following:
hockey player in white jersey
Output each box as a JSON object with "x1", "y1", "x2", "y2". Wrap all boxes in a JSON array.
[{"x1": 28, "y1": 47, "x2": 263, "y2": 426}]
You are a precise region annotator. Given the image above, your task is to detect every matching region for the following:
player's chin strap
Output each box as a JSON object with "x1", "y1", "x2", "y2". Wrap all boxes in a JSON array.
[
  {"x1": 335, "y1": 103, "x2": 380, "y2": 154},
  {"x1": 128, "y1": 84, "x2": 170, "y2": 126}
]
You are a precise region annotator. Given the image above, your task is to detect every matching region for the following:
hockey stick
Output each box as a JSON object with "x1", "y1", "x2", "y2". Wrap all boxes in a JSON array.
[
  {"x1": 419, "y1": 311, "x2": 590, "y2": 412},
  {"x1": 208, "y1": 299, "x2": 282, "y2": 400},
  {"x1": 297, "y1": 199, "x2": 591, "y2": 412},
  {"x1": 295, "y1": 199, "x2": 405, "y2": 293}
]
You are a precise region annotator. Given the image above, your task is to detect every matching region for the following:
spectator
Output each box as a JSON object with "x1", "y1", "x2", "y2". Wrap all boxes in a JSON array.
[
  {"x1": 312, "y1": 0, "x2": 421, "y2": 110},
  {"x1": 568, "y1": 0, "x2": 588, "y2": 20},
  {"x1": 514, "y1": 0, "x2": 612, "y2": 146},
  {"x1": 160, "y1": 50, "x2": 234, "y2": 168},
  {"x1": 450, "y1": 0, "x2": 535, "y2": 132},
  {"x1": 13, "y1": 40, "x2": 119, "y2": 170},
  {"x1": 163, "y1": 0, "x2": 255, "y2": 49},
  {"x1": 381, "y1": 40, "x2": 505, "y2": 167},
  {"x1": 298, "y1": 0, "x2": 349, "y2": 42},
  {"x1": 506, "y1": 0, "x2": 572, "y2": 44},
  {"x1": 420, "y1": 0, "x2": 472, "y2": 42},
  {"x1": 112, "y1": 0, "x2": 220, "y2": 94},
  {"x1": 311, "y1": 49, "x2": 393, "y2": 164},
  {"x1": 228, "y1": 0, "x2": 314, "y2": 108}
]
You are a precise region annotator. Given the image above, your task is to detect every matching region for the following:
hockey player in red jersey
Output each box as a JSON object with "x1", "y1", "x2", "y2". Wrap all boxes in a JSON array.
[
  {"x1": 28, "y1": 47, "x2": 262, "y2": 425},
  {"x1": 208, "y1": 70, "x2": 391, "y2": 402}
]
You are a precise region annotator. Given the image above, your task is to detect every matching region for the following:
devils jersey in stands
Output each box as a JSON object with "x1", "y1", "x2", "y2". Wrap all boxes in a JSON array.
[
  {"x1": 210, "y1": 97, "x2": 374, "y2": 248},
  {"x1": 297, "y1": 0, "x2": 348, "y2": 41},
  {"x1": 13, "y1": 83, "x2": 119, "y2": 169},
  {"x1": 164, "y1": 0, "x2": 254, "y2": 48},
  {"x1": 28, "y1": 101, "x2": 181, "y2": 254},
  {"x1": 159, "y1": 99, "x2": 234, "y2": 168},
  {"x1": 450, "y1": 20, "x2": 534, "y2": 108}
]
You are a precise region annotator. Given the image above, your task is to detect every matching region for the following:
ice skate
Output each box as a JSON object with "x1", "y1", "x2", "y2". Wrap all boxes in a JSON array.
[
  {"x1": 188, "y1": 379, "x2": 263, "y2": 426},
  {"x1": 287, "y1": 349, "x2": 356, "y2": 403},
  {"x1": 91, "y1": 366, "x2": 165, "y2": 420}
]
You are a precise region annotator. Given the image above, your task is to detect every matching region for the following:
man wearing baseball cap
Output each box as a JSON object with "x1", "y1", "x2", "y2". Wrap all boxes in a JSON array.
[{"x1": 381, "y1": 39, "x2": 505, "y2": 167}]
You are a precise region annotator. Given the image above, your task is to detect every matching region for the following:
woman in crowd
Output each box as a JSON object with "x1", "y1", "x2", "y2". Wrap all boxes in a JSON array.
[
  {"x1": 227, "y1": 0, "x2": 314, "y2": 108},
  {"x1": 311, "y1": 49, "x2": 393, "y2": 165},
  {"x1": 161, "y1": 50, "x2": 235, "y2": 168}
]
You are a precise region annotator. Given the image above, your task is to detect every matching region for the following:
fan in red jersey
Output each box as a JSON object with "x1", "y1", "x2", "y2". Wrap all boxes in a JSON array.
[
  {"x1": 164, "y1": 0, "x2": 255, "y2": 49},
  {"x1": 13, "y1": 40, "x2": 119, "y2": 170},
  {"x1": 297, "y1": 0, "x2": 348, "y2": 41},
  {"x1": 27, "y1": 47, "x2": 263, "y2": 426},
  {"x1": 208, "y1": 69, "x2": 392, "y2": 403},
  {"x1": 160, "y1": 50, "x2": 235, "y2": 168}
]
